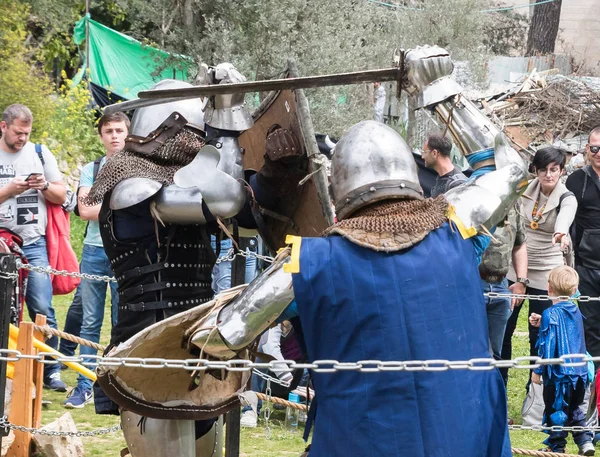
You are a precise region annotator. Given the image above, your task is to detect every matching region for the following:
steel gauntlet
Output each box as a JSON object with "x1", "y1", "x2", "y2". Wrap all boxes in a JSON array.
[{"x1": 199, "y1": 63, "x2": 254, "y2": 131}]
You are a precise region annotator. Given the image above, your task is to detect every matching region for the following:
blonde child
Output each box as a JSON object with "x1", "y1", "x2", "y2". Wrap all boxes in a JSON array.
[{"x1": 529, "y1": 265, "x2": 594, "y2": 455}]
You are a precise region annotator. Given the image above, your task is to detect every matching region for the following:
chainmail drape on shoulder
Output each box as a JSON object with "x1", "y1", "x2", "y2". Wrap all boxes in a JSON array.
[
  {"x1": 83, "y1": 129, "x2": 205, "y2": 206},
  {"x1": 324, "y1": 196, "x2": 449, "y2": 252}
]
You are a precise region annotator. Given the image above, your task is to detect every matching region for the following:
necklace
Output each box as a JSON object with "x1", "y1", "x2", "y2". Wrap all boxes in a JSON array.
[{"x1": 530, "y1": 198, "x2": 547, "y2": 230}]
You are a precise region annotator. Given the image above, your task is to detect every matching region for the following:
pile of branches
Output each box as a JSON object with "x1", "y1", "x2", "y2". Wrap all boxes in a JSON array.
[{"x1": 486, "y1": 74, "x2": 600, "y2": 142}]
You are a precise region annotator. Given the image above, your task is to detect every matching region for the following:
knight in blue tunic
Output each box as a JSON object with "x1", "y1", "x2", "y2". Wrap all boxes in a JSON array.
[{"x1": 185, "y1": 118, "x2": 531, "y2": 457}]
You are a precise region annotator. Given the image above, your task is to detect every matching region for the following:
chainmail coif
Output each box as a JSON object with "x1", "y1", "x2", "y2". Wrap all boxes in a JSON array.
[
  {"x1": 82, "y1": 129, "x2": 205, "y2": 206},
  {"x1": 325, "y1": 196, "x2": 450, "y2": 252}
]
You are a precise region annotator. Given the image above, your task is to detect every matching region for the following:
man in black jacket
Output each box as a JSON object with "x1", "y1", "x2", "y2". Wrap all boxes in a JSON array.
[{"x1": 566, "y1": 126, "x2": 600, "y2": 361}]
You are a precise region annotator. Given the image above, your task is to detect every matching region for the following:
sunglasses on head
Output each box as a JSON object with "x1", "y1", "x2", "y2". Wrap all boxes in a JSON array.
[{"x1": 590, "y1": 145, "x2": 600, "y2": 154}]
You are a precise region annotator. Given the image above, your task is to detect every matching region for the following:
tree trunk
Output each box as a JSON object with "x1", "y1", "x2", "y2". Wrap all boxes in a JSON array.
[
  {"x1": 183, "y1": 0, "x2": 194, "y2": 30},
  {"x1": 526, "y1": 0, "x2": 563, "y2": 56}
]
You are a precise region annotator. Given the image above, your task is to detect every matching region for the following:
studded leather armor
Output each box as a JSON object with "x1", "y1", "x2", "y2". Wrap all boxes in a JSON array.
[{"x1": 99, "y1": 196, "x2": 215, "y2": 344}]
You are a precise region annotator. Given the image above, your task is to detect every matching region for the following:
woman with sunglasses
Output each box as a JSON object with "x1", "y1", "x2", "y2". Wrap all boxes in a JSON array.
[{"x1": 501, "y1": 146, "x2": 578, "y2": 374}]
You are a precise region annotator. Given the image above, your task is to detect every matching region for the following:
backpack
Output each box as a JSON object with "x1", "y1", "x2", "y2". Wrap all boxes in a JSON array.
[{"x1": 34, "y1": 144, "x2": 81, "y2": 295}]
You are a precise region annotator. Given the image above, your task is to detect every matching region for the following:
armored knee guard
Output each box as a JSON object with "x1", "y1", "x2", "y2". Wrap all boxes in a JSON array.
[{"x1": 120, "y1": 410, "x2": 196, "y2": 457}]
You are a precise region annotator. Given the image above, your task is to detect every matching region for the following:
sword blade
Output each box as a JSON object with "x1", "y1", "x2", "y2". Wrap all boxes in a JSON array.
[
  {"x1": 137, "y1": 67, "x2": 403, "y2": 99},
  {"x1": 103, "y1": 96, "x2": 192, "y2": 115}
]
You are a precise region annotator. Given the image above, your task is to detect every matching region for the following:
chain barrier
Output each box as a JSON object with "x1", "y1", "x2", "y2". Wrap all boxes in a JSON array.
[
  {"x1": 509, "y1": 424, "x2": 600, "y2": 432},
  {"x1": 252, "y1": 368, "x2": 291, "y2": 388},
  {"x1": 486, "y1": 291, "x2": 600, "y2": 303},
  {"x1": 0, "y1": 272, "x2": 18, "y2": 280},
  {"x1": 17, "y1": 261, "x2": 116, "y2": 283},
  {"x1": 16, "y1": 249, "x2": 275, "y2": 282},
  {"x1": 14, "y1": 261, "x2": 600, "y2": 303},
  {"x1": 0, "y1": 350, "x2": 595, "y2": 372},
  {"x1": 0, "y1": 416, "x2": 120, "y2": 437},
  {"x1": 263, "y1": 378, "x2": 272, "y2": 440},
  {"x1": 215, "y1": 247, "x2": 275, "y2": 266}
]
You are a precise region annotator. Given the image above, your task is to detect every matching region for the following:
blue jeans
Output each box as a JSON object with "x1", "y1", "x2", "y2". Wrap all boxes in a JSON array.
[
  {"x1": 77, "y1": 244, "x2": 118, "y2": 390},
  {"x1": 59, "y1": 286, "x2": 82, "y2": 356},
  {"x1": 481, "y1": 278, "x2": 511, "y2": 360},
  {"x1": 22, "y1": 236, "x2": 59, "y2": 378},
  {"x1": 211, "y1": 237, "x2": 258, "y2": 294}
]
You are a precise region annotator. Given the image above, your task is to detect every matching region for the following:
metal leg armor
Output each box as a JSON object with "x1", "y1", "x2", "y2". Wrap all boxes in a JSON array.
[
  {"x1": 121, "y1": 410, "x2": 196, "y2": 457},
  {"x1": 195, "y1": 416, "x2": 224, "y2": 457}
]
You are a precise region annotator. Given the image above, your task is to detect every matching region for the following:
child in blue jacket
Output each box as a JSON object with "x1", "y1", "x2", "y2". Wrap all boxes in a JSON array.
[{"x1": 529, "y1": 265, "x2": 594, "y2": 455}]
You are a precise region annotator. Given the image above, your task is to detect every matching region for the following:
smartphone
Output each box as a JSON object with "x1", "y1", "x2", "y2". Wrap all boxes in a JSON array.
[{"x1": 24, "y1": 173, "x2": 42, "y2": 181}]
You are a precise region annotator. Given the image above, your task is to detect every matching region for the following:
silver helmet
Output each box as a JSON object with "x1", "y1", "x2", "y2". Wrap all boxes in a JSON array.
[
  {"x1": 129, "y1": 79, "x2": 206, "y2": 137},
  {"x1": 331, "y1": 120, "x2": 423, "y2": 220}
]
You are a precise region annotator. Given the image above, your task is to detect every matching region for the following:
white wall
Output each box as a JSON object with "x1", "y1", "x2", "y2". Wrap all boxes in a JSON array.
[{"x1": 495, "y1": 0, "x2": 600, "y2": 73}]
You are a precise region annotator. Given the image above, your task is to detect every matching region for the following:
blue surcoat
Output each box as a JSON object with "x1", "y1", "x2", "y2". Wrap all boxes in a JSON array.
[{"x1": 291, "y1": 222, "x2": 511, "y2": 457}]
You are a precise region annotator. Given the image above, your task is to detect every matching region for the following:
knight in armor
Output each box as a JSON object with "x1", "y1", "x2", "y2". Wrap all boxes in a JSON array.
[
  {"x1": 84, "y1": 64, "x2": 306, "y2": 456},
  {"x1": 93, "y1": 48, "x2": 531, "y2": 456}
]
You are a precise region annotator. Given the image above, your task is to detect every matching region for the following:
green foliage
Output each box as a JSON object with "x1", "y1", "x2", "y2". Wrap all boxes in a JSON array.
[
  {"x1": 483, "y1": 6, "x2": 529, "y2": 56},
  {"x1": 117, "y1": 0, "x2": 501, "y2": 135},
  {"x1": 0, "y1": 0, "x2": 55, "y2": 138},
  {"x1": 1, "y1": 0, "x2": 103, "y2": 182},
  {"x1": 26, "y1": 0, "x2": 129, "y2": 77},
  {"x1": 42, "y1": 77, "x2": 104, "y2": 171}
]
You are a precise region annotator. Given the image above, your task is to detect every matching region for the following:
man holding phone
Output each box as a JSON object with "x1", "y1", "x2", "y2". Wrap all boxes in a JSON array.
[{"x1": 0, "y1": 103, "x2": 67, "y2": 391}]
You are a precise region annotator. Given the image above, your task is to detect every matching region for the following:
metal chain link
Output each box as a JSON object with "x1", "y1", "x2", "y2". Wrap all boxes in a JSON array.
[
  {"x1": 263, "y1": 378, "x2": 272, "y2": 440},
  {"x1": 14, "y1": 260, "x2": 600, "y2": 302},
  {"x1": 0, "y1": 272, "x2": 18, "y2": 280},
  {"x1": 17, "y1": 261, "x2": 116, "y2": 283},
  {"x1": 0, "y1": 350, "x2": 594, "y2": 372},
  {"x1": 486, "y1": 291, "x2": 600, "y2": 303},
  {"x1": 215, "y1": 248, "x2": 275, "y2": 265},
  {"x1": 0, "y1": 416, "x2": 120, "y2": 437},
  {"x1": 509, "y1": 424, "x2": 600, "y2": 432},
  {"x1": 252, "y1": 368, "x2": 291, "y2": 388},
  {"x1": 17, "y1": 250, "x2": 275, "y2": 280}
]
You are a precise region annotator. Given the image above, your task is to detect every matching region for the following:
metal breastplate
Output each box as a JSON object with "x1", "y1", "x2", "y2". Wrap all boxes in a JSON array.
[{"x1": 99, "y1": 202, "x2": 214, "y2": 313}]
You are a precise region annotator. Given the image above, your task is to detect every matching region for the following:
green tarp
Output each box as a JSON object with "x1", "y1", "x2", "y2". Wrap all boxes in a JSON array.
[{"x1": 73, "y1": 14, "x2": 192, "y2": 99}]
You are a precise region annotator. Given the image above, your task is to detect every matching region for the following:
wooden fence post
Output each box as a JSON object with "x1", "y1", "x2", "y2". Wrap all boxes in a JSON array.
[
  {"x1": 7, "y1": 322, "x2": 35, "y2": 457},
  {"x1": 32, "y1": 315, "x2": 46, "y2": 430}
]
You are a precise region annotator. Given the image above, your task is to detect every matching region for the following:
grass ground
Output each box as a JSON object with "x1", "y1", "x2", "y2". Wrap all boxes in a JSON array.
[{"x1": 23, "y1": 220, "x2": 586, "y2": 456}]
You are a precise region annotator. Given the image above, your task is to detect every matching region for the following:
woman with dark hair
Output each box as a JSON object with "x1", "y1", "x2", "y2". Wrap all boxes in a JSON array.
[{"x1": 501, "y1": 146, "x2": 578, "y2": 376}]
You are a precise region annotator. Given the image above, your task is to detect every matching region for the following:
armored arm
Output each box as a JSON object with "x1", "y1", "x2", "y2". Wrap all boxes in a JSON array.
[
  {"x1": 404, "y1": 46, "x2": 505, "y2": 169},
  {"x1": 405, "y1": 46, "x2": 530, "y2": 231},
  {"x1": 188, "y1": 250, "x2": 295, "y2": 359}
]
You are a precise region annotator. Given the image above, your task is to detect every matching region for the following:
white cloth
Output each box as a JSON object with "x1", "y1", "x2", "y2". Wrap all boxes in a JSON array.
[
  {"x1": 258, "y1": 325, "x2": 293, "y2": 382},
  {"x1": 373, "y1": 86, "x2": 386, "y2": 122},
  {"x1": 0, "y1": 142, "x2": 62, "y2": 245}
]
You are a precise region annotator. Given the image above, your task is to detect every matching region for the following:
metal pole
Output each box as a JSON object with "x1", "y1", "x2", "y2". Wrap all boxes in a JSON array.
[
  {"x1": 85, "y1": 0, "x2": 90, "y2": 75},
  {"x1": 225, "y1": 238, "x2": 249, "y2": 457},
  {"x1": 0, "y1": 254, "x2": 17, "y2": 447}
]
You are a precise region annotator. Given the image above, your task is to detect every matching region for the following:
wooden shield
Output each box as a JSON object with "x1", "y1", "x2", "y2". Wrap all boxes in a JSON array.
[{"x1": 239, "y1": 82, "x2": 334, "y2": 252}]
